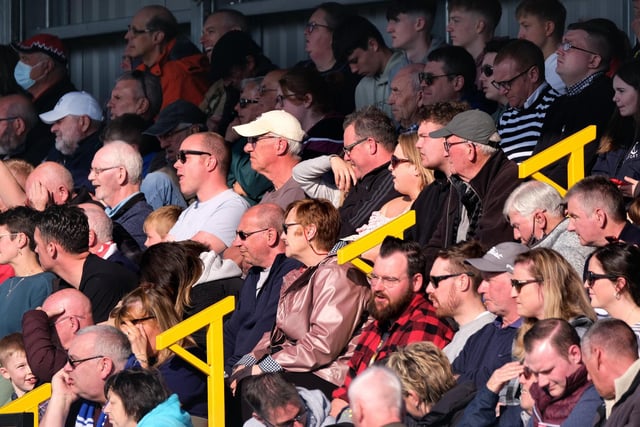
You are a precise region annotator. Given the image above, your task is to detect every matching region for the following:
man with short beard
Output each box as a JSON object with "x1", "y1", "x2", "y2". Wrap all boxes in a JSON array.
[
  {"x1": 40, "y1": 91, "x2": 103, "y2": 190},
  {"x1": 330, "y1": 236, "x2": 453, "y2": 416}
]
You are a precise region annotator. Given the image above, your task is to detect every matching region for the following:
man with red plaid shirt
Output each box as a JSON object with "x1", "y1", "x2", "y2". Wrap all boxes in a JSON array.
[{"x1": 330, "y1": 236, "x2": 454, "y2": 416}]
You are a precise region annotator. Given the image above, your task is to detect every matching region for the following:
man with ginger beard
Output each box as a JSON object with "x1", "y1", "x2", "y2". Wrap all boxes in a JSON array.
[
  {"x1": 329, "y1": 236, "x2": 453, "y2": 416},
  {"x1": 426, "y1": 240, "x2": 496, "y2": 362}
]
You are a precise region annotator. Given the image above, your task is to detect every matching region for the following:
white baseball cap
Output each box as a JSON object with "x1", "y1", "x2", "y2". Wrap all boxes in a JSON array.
[
  {"x1": 40, "y1": 91, "x2": 104, "y2": 124},
  {"x1": 233, "y1": 110, "x2": 306, "y2": 142}
]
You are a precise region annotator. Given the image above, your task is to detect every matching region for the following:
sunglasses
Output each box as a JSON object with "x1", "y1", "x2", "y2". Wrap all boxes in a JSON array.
[
  {"x1": 177, "y1": 149, "x2": 211, "y2": 164},
  {"x1": 282, "y1": 222, "x2": 301, "y2": 233},
  {"x1": 481, "y1": 64, "x2": 493, "y2": 78},
  {"x1": 236, "y1": 228, "x2": 269, "y2": 240},
  {"x1": 419, "y1": 72, "x2": 455, "y2": 86},
  {"x1": 390, "y1": 155, "x2": 411, "y2": 169},
  {"x1": 584, "y1": 271, "x2": 618, "y2": 288},
  {"x1": 510, "y1": 278, "x2": 541, "y2": 292},
  {"x1": 238, "y1": 98, "x2": 259, "y2": 108},
  {"x1": 429, "y1": 272, "x2": 473, "y2": 288}
]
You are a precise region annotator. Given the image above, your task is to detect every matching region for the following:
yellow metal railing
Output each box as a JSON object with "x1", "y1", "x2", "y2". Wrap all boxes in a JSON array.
[
  {"x1": 337, "y1": 210, "x2": 416, "y2": 272},
  {"x1": 518, "y1": 125, "x2": 596, "y2": 195},
  {"x1": 155, "y1": 296, "x2": 235, "y2": 427},
  {"x1": 0, "y1": 382, "x2": 50, "y2": 424}
]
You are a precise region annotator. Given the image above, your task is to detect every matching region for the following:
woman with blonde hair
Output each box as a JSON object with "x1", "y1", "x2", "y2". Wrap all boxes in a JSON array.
[
  {"x1": 386, "y1": 342, "x2": 475, "y2": 426},
  {"x1": 113, "y1": 287, "x2": 207, "y2": 421},
  {"x1": 510, "y1": 247, "x2": 596, "y2": 359}
]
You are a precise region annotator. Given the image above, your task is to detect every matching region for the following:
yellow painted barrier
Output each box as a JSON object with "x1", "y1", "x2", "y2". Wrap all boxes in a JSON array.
[
  {"x1": 155, "y1": 296, "x2": 235, "y2": 427},
  {"x1": 0, "y1": 382, "x2": 51, "y2": 425},
  {"x1": 518, "y1": 125, "x2": 596, "y2": 195},
  {"x1": 337, "y1": 210, "x2": 416, "y2": 272}
]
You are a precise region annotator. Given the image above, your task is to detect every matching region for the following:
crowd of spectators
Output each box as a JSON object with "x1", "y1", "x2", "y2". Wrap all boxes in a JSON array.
[{"x1": 2, "y1": 0, "x2": 640, "y2": 426}]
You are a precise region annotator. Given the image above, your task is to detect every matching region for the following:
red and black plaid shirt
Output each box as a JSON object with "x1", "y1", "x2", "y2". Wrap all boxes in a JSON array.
[{"x1": 332, "y1": 292, "x2": 454, "y2": 401}]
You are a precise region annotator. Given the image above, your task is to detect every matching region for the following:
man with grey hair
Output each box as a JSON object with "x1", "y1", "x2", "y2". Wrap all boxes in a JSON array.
[
  {"x1": 348, "y1": 366, "x2": 405, "y2": 427},
  {"x1": 583, "y1": 319, "x2": 640, "y2": 426},
  {"x1": 88, "y1": 141, "x2": 152, "y2": 250},
  {"x1": 387, "y1": 63, "x2": 424, "y2": 132},
  {"x1": 79, "y1": 202, "x2": 139, "y2": 273},
  {"x1": 504, "y1": 180, "x2": 592, "y2": 274},
  {"x1": 234, "y1": 110, "x2": 306, "y2": 210},
  {"x1": 106, "y1": 71, "x2": 162, "y2": 122},
  {"x1": 41, "y1": 91, "x2": 104, "y2": 190},
  {"x1": 565, "y1": 175, "x2": 640, "y2": 246},
  {"x1": 40, "y1": 325, "x2": 135, "y2": 427},
  {"x1": 425, "y1": 110, "x2": 520, "y2": 264}
]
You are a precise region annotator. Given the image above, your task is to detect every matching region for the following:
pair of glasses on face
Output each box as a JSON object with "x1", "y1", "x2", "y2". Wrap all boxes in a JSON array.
[
  {"x1": 584, "y1": 271, "x2": 618, "y2": 288},
  {"x1": 66, "y1": 354, "x2": 104, "y2": 369},
  {"x1": 276, "y1": 94, "x2": 297, "y2": 105},
  {"x1": 177, "y1": 150, "x2": 211, "y2": 164},
  {"x1": 239, "y1": 98, "x2": 259, "y2": 108},
  {"x1": 443, "y1": 138, "x2": 469, "y2": 152},
  {"x1": 510, "y1": 278, "x2": 542, "y2": 292},
  {"x1": 491, "y1": 65, "x2": 534, "y2": 91},
  {"x1": 236, "y1": 228, "x2": 269, "y2": 240},
  {"x1": 262, "y1": 407, "x2": 307, "y2": 427},
  {"x1": 390, "y1": 155, "x2": 411, "y2": 169},
  {"x1": 127, "y1": 25, "x2": 154, "y2": 36},
  {"x1": 367, "y1": 272, "x2": 406, "y2": 289},
  {"x1": 419, "y1": 72, "x2": 455, "y2": 86},
  {"x1": 429, "y1": 272, "x2": 473, "y2": 288},
  {"x1": 282, "y1": 222, "x2": 301, "y2": 234},
  {"x1": 343, "y1": 136, "x2": 369, "y2": 156},
  {"x1": 481, "y1": 64, "x2": 493, "y2": 78},
  {"x1": 90, "y1": 166, "x2": 121, "y2": 176},
  {"x1": 305, "y1": 21, "x2": 331, "y2": 33},
  {"x1": 560, "y1": 41, "x2": 599, "y2": 56},
  {"x1": 246, "y1": 134, "x2": 278, "y2": 148}
]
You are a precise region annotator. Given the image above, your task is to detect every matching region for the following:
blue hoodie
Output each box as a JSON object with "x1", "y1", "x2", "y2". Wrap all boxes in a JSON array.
[{"x1": 138, "y1": 394, "x2": 193, "y2": 427}]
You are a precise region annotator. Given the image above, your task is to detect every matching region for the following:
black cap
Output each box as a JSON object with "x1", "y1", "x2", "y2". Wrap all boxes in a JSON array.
[{"x1": 144, "y1": 100, "x2": 206, "y2": 137}]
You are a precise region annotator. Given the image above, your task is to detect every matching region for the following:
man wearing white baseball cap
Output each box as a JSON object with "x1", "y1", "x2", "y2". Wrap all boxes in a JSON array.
[
  {"x1": 40, "y1": 91, "x2": 104, "y2": 190},
  {"x1": 234, "y1": 110, "x2": 307, "y2": 210}
]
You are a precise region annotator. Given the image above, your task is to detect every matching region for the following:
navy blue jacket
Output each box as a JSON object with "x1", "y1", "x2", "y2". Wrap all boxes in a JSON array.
[
  {"x1": 453, "y1": 317, "x2": 521, "y2": 389},
  {"x1": 223, "y1": 254, "x2": 302, "y2": 372}
]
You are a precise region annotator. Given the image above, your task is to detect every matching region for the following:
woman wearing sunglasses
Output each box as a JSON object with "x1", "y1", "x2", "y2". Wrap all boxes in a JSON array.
[
  {"x1": 510, "y1": 247, "x2": 596, "y2": 359},
  {"x1": 585, "y1": 242, "x2": 640, "y2": 341},
  {"x1": 343, "y1": 132, "x2": 433, "y2": 258}
]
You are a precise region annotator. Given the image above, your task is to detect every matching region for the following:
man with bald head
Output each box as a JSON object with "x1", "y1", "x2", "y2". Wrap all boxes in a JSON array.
[
  {"x1": 257, "y1": 69, "x2": 287, "y2": 112},
  {"x1": 89, "y1": 141, "x2": 153, "y2": 250},
  {"x1": 200, "y1": 9, "x2": 247, "y2": 61},
  {"x1": 22, "y1": 288, "x2": 94, "y2": 382},
  {"x1": 387, "y1": 63, "x2": 424, "y2": 132},
  {"x1": 224, "y1": 203, "x2": 302, "y2": 372},
  {"x1": 25, "y1": 161, "x2": 77, "y2": 210},
  {"x1": 125, "y1": 5, "x2": 209, "y2": 108},
  {"x1": 168, "y1": 132, "x2": 249, "y2": 253}
]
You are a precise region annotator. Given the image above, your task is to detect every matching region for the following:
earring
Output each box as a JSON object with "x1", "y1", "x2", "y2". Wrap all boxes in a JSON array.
[{"x1": 615, "y1": 291, "x2": 621, "y2": 300}]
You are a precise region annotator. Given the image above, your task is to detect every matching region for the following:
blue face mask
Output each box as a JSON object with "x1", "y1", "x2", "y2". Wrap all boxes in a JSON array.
[{"x1": 14, "y1": 61, "x2": 42, "y2": 90}]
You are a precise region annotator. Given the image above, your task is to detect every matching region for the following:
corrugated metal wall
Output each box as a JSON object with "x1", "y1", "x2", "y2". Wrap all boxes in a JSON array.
[{"x1": 8, "y1": 0, "x2": 634, "y2": 108}]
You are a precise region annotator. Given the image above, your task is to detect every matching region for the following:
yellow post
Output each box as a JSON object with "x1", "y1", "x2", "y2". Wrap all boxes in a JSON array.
[
  {"x1": 155, "y1": 296, "x2": 235, "y2": 427},
  {"x1": 0, "y1": 382, "x2": 51, "y2": 425},
  {"x1": 337, "y1": 210, "x2": 416, "y2": 272},
  {"x1": 518, "y1": 125, "x2": 596, "y2": 195}
]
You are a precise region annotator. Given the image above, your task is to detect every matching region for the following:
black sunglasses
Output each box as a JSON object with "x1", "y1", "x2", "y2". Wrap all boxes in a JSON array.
[
  {"x1": 238, "y1": 98, "x2": 259, "y2": 108},
  {"x1": 585, "y1": 271, "x2": 618, "y2": 288},
  {"x1": 390, "y1": 155, "x2": 411, "y2": 169},
  {"x1": 510, "y1": 278, "x2": 541, "y2": 292},
  {"x1": 236, "y1": 228, "x2": 269, "y2": 240},
  {"x1": 429, "y1": 272, "x2": 473, "y2": 288},
  {"x1": 481, "y1": 64, "x2": 493, "y2": 78},
  {"x1": 282, "y1": 222, "x2": 301, "y2": 233},
  {"x1": 419, "y1": 72, "x2": 455, "y2": 86},
  {"x1": 177, "y1": 149, "x2": 212, "y2": 164}
]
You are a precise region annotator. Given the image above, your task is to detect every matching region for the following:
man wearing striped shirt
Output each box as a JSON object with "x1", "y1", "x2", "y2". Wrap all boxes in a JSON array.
[{"x1": 492, "y1": 39, "x2": 560, "y2": 164}]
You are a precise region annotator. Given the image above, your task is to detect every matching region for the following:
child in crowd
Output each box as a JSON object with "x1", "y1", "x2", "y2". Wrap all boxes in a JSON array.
[
  {"x1": 143, "y1": 205, "x2": 183, "y2": 247},
  {"x1": 0, "y1": 333, "x2": 37, "y2": 401}
]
